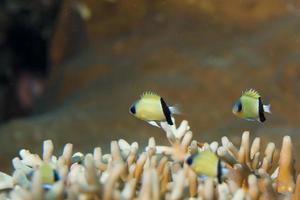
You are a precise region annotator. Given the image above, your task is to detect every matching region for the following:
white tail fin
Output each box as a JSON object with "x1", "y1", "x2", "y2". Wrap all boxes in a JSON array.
[
  {"x1": 169, "y1": 105, "x2": 181, "y2": 115},
  {"x1": 263, "y1": 104, "x2": 271, "y2": 114}
]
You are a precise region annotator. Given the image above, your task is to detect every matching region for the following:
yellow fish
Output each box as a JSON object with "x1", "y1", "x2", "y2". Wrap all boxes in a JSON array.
[
  {"x1": 186, "y1": 151, "x2": 228, "y2": 183},
  {"x1": 129, "y1": 92, "x2": 180, "y2": 127},
  {"x1": 39, "y1": 163, "x2": 60, "y2": 185},
  {"x1": 232, "y1": 89, "x2": 271, "y2": 123}
]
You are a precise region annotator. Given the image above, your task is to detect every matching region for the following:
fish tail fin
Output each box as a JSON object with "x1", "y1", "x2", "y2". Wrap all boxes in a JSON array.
[
  {"x1": 169, "y1": 104, "x2": 182, "y2": 115},
  {"x1": 263, "y1": 104, "x2": 271, "y2": 114}
]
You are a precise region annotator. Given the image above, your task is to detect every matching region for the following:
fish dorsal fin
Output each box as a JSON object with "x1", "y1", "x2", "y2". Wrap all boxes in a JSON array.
[
  {"x1": 140, "y1": 91, "x2": 160, "y2": 99},
  {"x1": 243, "y1": 89, "x2": 260, "y2": 99}
]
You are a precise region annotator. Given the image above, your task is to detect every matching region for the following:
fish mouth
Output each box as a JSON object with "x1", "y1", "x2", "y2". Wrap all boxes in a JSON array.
[{"x1": 232, "y1": 108, "x2": 237, "y2": 115}]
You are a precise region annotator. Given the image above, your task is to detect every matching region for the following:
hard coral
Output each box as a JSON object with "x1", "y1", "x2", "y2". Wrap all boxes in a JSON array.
[{"x1": 0, "y1": 119, "x2": 298, "y2": 199}]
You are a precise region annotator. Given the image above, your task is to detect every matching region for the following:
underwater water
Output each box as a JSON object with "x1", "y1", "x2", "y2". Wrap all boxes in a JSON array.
[{"x1": 0, "y1": 0, "x2": 300, "y2": 174}]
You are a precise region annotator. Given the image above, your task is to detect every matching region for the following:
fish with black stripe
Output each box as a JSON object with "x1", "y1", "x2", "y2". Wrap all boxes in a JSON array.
[
  {"x1": 232, "y1": 89, "x2": 271, "y2": 122},
  {"x1": 232, "y1": 89, "x2": 271, "y2": 123},
  {"x1": 129, "y1": 92, "x2": 180, "y2": 127},
  {"x1": 186, "y1": 151, "x2": 228, "y2": 183}
]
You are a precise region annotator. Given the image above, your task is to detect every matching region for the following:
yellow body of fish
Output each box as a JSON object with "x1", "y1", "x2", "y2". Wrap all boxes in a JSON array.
[
  {"x1": 130, "y1": 92, "x2": 178, "y2": 126},
  {"x1": 232, "y1": 89, "x2": 270, "y2": 122},
  {"x1": 134, "y1": 93, "x2": 165, "y2": 121},
  {"x1": 235, "y1": 94, "x2": 259, "y2": 119},
  {"x1": 187, "y1": 151, "x2": 219, "y2": 177},
  {"x1": 39, "y1": 163, "x2": 55, "y2": 184}
]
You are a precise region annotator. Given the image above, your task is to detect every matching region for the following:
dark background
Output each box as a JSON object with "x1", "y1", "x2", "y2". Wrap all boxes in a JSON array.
[{"x1": 0, "y1": 0, "x2": 300, "y2": 173}]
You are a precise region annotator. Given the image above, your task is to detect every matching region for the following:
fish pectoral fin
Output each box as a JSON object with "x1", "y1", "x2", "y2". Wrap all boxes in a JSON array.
[{"x1": 147, "y1": 121, "x2": 161, "y2": 128}]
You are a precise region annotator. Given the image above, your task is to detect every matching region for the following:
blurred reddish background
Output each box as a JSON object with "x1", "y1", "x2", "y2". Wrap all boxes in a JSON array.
[{"x1": 0, "y1": 0, "x2": 300, "y2": 173}]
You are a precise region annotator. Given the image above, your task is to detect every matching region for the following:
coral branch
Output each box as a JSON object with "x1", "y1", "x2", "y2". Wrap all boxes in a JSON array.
[{"x1": 0, "y1": 120, "x2": 298, "y2": 200}]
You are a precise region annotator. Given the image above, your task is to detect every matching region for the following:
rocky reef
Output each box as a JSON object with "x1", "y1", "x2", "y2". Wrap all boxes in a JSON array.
[{"x1": 0, "y1": 119, "x2": 298, "y2": 199}]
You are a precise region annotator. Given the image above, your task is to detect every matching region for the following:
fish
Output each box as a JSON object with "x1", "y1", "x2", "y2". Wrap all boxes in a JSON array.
[
  {"x1": 38, "y1": 163, "x2": 66, "y2": 197},
  {"x1": 232, "y1": 89, "x2": 271, "y2": 123},
  {"x1": 186, "y1": 151, "x2": 228, "y2": 183},
  {"x1": 39, "y1": 163, "x2": 60, "y2": 185},
  {"x1": 129, "y1": 92, "x2": 180, "y2": 127}
]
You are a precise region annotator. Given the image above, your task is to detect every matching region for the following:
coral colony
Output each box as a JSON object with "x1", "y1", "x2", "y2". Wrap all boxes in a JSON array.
[{"x1": 0, "y1": 119, "x2": 299, "y2": 199}]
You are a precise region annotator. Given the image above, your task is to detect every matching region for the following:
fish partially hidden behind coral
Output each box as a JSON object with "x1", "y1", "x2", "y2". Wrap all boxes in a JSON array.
[
  {"x1": 129, "y1": 92, "x2": 180, "y2": 127},
  {"x1": 232, "y1": 89, "x2": 271, "y2": 122},
  {"x1": 39, "y1": 163, "x2": 60, "y2": 187},
  {"x1": 186, "y1": 150, "x2": 229, "y2": 183},
  {"x1": 0, "y1": 121, "x2": 298, "y2": 200}
]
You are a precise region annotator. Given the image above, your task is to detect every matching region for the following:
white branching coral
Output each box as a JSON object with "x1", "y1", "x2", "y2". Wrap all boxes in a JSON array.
[
  {"x1": 0, "y1": 119, "x2": 298, "y2": 200},
  {"x1": 146, "y1": 119, "x2": 193, "y2": 161}
]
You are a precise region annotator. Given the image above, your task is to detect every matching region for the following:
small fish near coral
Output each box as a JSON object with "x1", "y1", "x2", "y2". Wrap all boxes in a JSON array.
[
  {"x1": 129, "y1": 92, "x2": 180, "y2": 127},
  {"x1": 232, "y1": 89, "x2": 271, "y2": 123},
  {"x1": 0, "y1": 121, "x2": 299, "y2": 199},
  {"x1": 186, "y1": 150, "x2": 228, "y2": 183}
]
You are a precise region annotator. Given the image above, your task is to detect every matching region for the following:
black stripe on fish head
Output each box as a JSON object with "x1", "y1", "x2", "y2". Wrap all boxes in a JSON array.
[
  {"x1": 186, "y1": 154, "x2": 194, "y2": 166},
  {"x1": 258, "y1": 97, "x2": 266, "y2": 122},
  {"x1": 129, "y1": 104, "x2": 136, "y2": 114},
  {"x1": 233, "y1": 100, "x2": 242, "y2": 113},
  {"x1": 237, "y1": 101, "x2": 242, "y2": 112},
  {"x1": 160, "y1": 97, "x2": 173, "y2": 125}
]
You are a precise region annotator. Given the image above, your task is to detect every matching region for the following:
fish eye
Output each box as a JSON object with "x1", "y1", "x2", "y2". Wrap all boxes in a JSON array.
[
  {"x1": 186, "y1": 156, "x2": 193, "y2": 165},
  {"x1": 130, "y1": 105, "x2": 136, "y2": 114},
  {"x1": 233, "y1": 101, "x2": 242, "y2": 113},
  {"x1": 237, "y1": 102, "x2": 242, "y2": 112}
]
